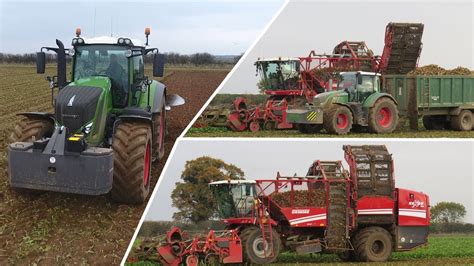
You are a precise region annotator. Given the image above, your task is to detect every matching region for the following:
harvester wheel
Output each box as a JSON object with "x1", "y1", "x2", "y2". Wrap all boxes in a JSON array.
[
  {"x1": 111, "y1": 121, "x2": 152, "y2": 203},
  {"x1": 263, "y1": 121, "x2": 276, "y2": 131},
  {"x1": 422, "y1": 115, "x2": 447, "y2": 130},
  {"x1": 337, "y1": 250, "x2": 356, "y2": 262},
  {"x1": 185, "y1": 255, "x2": 199, "y2": 266},
  {"x1": 323, "y1": 105, "x2": 353, "y2": 134},
  {"x1": 450, "y1": 110, "x2": 473, "y2": 131},
  {"x1": 249, "y1": 121, "x2": 260, "y2": 132},
  {"x1": 354, "y1": 226, "x2": 392, "y2": 262},
  {"x1": 241, "y1": 226, "x2": 281, "y2": 264},
  {"x1": 368, "y1": 98, "x2": 398, "y2": 134},
  {"x1": 152, "y1": 106, "x2": 166, "y2": 162}
]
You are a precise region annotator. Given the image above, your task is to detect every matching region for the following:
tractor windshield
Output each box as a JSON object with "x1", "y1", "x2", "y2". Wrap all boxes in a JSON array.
[
  {"x1": 210, "y1": 183, "x2": 257, "y2": 219},
  {"x1": 257, "y1": 60, "x2": 300, "y2": 91},
  {"x1": 73, "y1": 45, "x2": 129, "y2": 106}
]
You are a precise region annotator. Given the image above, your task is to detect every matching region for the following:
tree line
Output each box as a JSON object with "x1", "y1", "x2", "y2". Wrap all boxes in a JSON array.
[{"x1": 0, "y1": 52, "x2": 240, "y2": 65}]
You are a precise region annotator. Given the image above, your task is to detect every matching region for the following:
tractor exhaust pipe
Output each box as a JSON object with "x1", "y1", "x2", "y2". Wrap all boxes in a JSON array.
[{"x1": 55, "y1": 39, "x2": 67, "y2": 90}]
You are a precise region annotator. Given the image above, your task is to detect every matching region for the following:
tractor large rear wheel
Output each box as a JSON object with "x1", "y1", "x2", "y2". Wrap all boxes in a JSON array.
[
  {"x1": 323, "y1": 105, "x2": 353, "y2": 134},
  {"x1": 241, "y1": 226, "x2": 281, "y2": 264},
  {"x1": 368, "y1": 98, "x2": 398, "y2": 134},
  {"x1": 111, "y1": 121, "x2": 152, "y2": 203},
  {"x1": 354, "y1": 227, "x2": 393, "y2": 262}
]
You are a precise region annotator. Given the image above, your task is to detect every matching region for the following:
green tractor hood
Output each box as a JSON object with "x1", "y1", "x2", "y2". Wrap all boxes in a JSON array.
[
  {"x1": 312, "y1": 90, "x2": 349, "y2": 107},
  {"x1": 55, "y1": 76, "x2": 113, "y2": 145}
]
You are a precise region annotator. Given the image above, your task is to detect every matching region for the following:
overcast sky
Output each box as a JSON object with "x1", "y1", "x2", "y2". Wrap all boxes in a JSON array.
[
  {"x1": 146, "y1": 140, "x2": 474, "y2": 223},
  {"x1": 0, "y1": 0, "x2": 283, "y2": 55},
  {"x1": 221, "y1": 0, "x2": 473, "y2": 94}
]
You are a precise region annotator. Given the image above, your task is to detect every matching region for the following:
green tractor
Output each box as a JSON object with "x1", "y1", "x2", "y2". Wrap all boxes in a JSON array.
[
  {"x1": 7, "y1": 28, "x2": 184, "y2": 203},
  {"x1": 286, "y1": 71, "x2": 398, "y2": 134}
]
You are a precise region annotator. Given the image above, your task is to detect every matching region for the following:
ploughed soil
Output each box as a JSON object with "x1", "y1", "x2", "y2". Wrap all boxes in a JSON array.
[{"x1": 0, "y1": 64, "x2": 228, "y2": 264}]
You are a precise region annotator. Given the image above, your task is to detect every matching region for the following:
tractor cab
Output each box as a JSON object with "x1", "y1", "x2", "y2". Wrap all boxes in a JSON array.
[
  {"x1": 255, "y1": 58, "x2": 301, "y2": 92},
  {"x1": 337, "y1": 71, "x2": 381, "y2": 103},
  {"x1": 209, "y1": 180, "x2": 257, "y2": 219}
]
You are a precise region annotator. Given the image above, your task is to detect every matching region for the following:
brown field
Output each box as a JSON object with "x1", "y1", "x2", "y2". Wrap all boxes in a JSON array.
[{"x1": 0, "y1": 64, "x2": 228, "y2": 264}]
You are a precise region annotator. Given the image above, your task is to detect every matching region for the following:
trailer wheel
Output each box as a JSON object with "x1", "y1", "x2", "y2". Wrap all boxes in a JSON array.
[
  {"x1": 111, "y1": 121, "x2": 152, "y2": 203},
  {"x1": 324, "y1": 105, "x2": 353, "y2": 134},
  {"x1": 450, "y1": 110, "x2": 473, "y2": 131},
  {"x1": 422, "y1": 115, "x2": 447, "y2": 130},
  {"x1": 152, "y1": 105, "x2": 166, "y2": 162},
  {"x1": 354, "y1": 227, "x2": 393, "y2": 262},
  {"x1": 241, "y1": 226, "x2": 281, "y2": 264},
  {"x1": 368, "y1": 98, "x2": 398, "y2": 134}
]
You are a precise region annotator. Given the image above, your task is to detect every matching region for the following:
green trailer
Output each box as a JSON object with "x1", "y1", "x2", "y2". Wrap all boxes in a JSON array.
[{"x1": 382, "y1": 75, "x2": 474, "y2": 131}]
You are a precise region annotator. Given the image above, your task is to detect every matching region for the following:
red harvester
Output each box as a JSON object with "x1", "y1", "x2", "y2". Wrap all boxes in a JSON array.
[
  {"x1": 154, "y1": 145, "x2": 430, "y2": 265},
  {"x1": 220, "y1": 22, "x2": 423, "y2": 132}
]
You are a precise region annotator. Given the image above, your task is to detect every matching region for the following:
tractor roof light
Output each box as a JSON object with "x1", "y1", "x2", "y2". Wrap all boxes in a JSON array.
[
  {"x1": 76, "y1": 27, "x2": 81, "y2": 37},
  {"x1": 125, "y1": 49, "x2": 132, "y2": 58},
  {"x1": 68, "y1": 48, "x2": 75, "y2": 56},
  {"x1": 77, "y1": 38, "x2": 84, "y2": 44},
  {"x1": 145, "y1": 27, "x2": 151, "y2": 46},
  {"x1": 118, "y1": 38, "x2": 125, "y2": 44},
  {"x1": 124, "y1": 38, "x2": 131, "y2": 45}
]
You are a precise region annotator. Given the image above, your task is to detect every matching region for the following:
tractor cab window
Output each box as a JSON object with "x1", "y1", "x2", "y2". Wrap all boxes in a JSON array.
[
  {"x1": 74, "y1": 45, "x2": 129, "y2": 107},
  {"x1": 357, "y1": 76, "x2": 375, "y2": 93},
  {"x1": 257, "y1": 60, "x2": 300, "y2": 91},
  {"x1": 132, "y1": 55, "x2": 145, "y2": 81}
]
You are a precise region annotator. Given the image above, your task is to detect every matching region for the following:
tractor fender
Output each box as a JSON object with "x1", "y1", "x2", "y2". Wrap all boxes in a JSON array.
[
  {"x1": 362, "y1": 93, "x2": 398, "y2": 109},
  {"x1": 151, "y1": 81, "x2": 166, "y2": 114},
  {"x1": 112, "y1": 115, "x2": 153, "y2": 135},
  {"x1": 17, "y1": 112, "x2": 56, "y2": 125}
]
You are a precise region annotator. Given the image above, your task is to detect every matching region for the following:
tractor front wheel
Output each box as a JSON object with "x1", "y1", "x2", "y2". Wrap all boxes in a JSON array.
[
  {"x1": 111, "y1": 121, "x2": 152, "y2": 203},
  {"x1": 368, "y1": 98, "x2": 398, "y2": 134},
  {"x1": 241, "y1": 226, "x2": 281, "y2": 264},
  {"x1": 354, "y1": 227, "x2": 393, "y2": 262},
  {"x1": 9, "y1": 115, "x2": 54, "y2": 194},
  {"x1": 324, "y1": 105, "x2": 353, "y2": 134},
  {"x1": 10, "y1": 115, "x2": 54, "y2": 143}
]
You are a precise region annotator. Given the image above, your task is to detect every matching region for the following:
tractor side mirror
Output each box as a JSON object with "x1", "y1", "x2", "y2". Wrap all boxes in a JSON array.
[
  {"x1": 36, "y1": 52, "x2": 46, "y2": 74},
  {"x1": 357, "y1": 73, "x2": 363, "y2": 85},
  {"x1": 153, "y1": 53, "x2": 165, "y2": 77}
]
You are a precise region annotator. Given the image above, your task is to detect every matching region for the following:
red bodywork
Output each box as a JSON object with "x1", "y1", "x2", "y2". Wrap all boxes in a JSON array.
[{"x1": 156, "y1": 145, "x2": 429, "y2": 265}]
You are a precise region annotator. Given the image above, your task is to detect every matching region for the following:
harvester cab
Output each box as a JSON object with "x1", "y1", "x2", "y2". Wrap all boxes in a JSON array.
[
  {"x1": 8, "y1": 28, "x2": 184, "y2": 203},
  {"x1": 209, "y1": 180, "x2": 258, "y2": 219},
  {"x1": 255, "y1": 58, "x2": 301, "y2": 93}
]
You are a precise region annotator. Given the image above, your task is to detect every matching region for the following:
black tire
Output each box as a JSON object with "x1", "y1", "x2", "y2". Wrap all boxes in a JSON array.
[
  {"x1": 9, "y1": 115, "x2": 54, "y2": 143},
  {"x1": 241, "y1": 226, "x2": 281, "y2": 264},
  {"x1": 450, "y1": 110, "x2": 473, "y2": 131},
  {"x1": 9, "y1": 116, "x2": 54, "y2": 194},
  {"x1": 111, "y1": 121, "x2": 152, "y2": 203},
  {"x1": 337, "y1": 250, "x2": 356, "y2": 262},
  {"x1": 152, "y1": 106, "x2": 166, "y2": 162},
  {"x1": 368, "y1": 98, "x2": 399, "y2": 134},
  {"x1": 422, "y1": 115, "x2": 447, "y2": 130},
  {"x1": 323, "y1": 105, "x2": 353, "y2": 135},
  {"x1": 354, "y1": 227, "x2": 393, "y2": 262}
]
